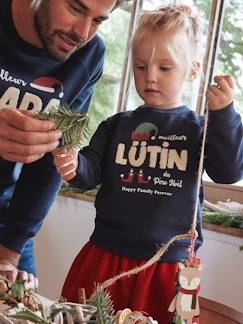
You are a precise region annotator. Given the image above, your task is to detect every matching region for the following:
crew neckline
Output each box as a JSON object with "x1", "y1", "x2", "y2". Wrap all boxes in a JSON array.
[{"x1": 136, "y1": 105, "x2": 189, "y2": 114}]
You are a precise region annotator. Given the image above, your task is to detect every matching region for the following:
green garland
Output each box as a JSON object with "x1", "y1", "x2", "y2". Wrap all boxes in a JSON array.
[
  {"x1": 202, "y1": 210, "x2": 243, "y2": 251},
  {"x1": 202, "y1": 210, "x2": 243, "y2": 229}
]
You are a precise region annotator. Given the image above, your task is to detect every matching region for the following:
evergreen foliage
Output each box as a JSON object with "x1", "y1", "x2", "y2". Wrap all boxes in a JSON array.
[
  {"x1": 36, "y1": 104, "x2": 89, "y2": 151},
  {"x1": 202, "y1": 211, "x2": 243, "y2": 229},
  {"x1": 89, "y1": 287, "x2": 115, "y2": 324},
  {"x1": 60, "y1": 185, "x2": 100, "y2": 197},
  {"x1": 176, "y1": 316, "x2": 184, "y2": 324}
]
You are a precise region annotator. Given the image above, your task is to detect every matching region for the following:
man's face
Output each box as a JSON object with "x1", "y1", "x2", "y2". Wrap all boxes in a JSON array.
[{"x1": 35, "y1": 0, "x2": 116, "y2": 61}]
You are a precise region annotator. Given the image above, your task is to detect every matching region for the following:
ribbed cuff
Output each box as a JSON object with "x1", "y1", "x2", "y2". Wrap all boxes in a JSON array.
[
  {"x1": 0, "y1": 232, "x2": 30, "y2": 254},
  {"x1": 209, "y1": 102, "x2": 239, "y2": 128},
  {"x1": 68, "y1": 154, "x2": 85, "y2": 187}
]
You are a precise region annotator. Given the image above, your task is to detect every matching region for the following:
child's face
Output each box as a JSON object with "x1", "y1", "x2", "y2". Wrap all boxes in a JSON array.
[{"x1": 133, "y1": 29, "x2": 193, "y2": 109}]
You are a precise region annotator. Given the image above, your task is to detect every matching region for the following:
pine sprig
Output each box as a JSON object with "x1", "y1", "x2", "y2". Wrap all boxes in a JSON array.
[
  {"x1": 89, "y1": 286, "x2": 114, "y2": 324},
  {"x1": 176, "y1": 316, "x2": 184, "y2": 324},
  {"x1": 36, "y1": 104, "x2": 89, "y2": 151}
]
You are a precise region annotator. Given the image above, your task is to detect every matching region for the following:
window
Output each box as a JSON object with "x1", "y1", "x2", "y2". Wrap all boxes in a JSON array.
[
  {"x1": 91, "y1": 0, "x2": 243, "y2": 120},
  {"x1": 199, "y1": 0, "x2": 243, "y2": 186},
  {"x1": 81, "y1": 2, "x2": 132, "y2": 145}
]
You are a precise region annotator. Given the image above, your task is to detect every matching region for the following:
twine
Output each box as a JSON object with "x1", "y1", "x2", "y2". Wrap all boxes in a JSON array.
[{"x1": 98, "y1": 233, "x2": 191, "y2": 291}]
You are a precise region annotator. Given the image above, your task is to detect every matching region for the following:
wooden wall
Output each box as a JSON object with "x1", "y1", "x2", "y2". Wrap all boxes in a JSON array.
[{"x1": 204, "y1": 181, "x2": 243, "y2": 204}]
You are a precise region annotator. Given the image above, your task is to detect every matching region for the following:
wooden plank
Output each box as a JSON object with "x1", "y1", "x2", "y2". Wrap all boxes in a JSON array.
[{"x1": 203, "y1": 222, "x2": 243, "y2": 238}]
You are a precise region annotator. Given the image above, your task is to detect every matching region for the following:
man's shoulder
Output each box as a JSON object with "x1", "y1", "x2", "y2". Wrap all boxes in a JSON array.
[
  {"x1": 90, "y1": 34, "x2": 106, "y2": 52},
  {"x1": 0, "y1": 0, "x2": 11, "y2": 28},
  {"x1": 75, "y1": 34, "x2": 105, "y2": 60}
]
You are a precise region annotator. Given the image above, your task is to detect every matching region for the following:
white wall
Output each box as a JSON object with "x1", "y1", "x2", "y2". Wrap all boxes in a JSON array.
[
  {"x1": 198, "y1": 229, "x2": 243, "y2": 312},
  {"x1": 35, "y1": 196, "x2": 243, "y2": 312},
  {"x1": 35, "y1": 196, "x2": 95, "y2": 300}
]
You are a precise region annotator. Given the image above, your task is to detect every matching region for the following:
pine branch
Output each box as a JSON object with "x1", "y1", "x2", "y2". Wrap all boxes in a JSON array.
[
  {"x1": 36, "y1": 104, "x2": 89, "y2": 151},
  {"x1": 89, "y1": 286, "x2": 114, "y2": 324},
  {"x1": 176, "y1": 316, "x2": 184, "y2": 324}
]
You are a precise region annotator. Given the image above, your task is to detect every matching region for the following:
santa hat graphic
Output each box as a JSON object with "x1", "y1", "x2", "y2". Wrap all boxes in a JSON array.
[
  {"x1": 131, "y1": 122, "x2": 158, "y2": 141},
  {"x1": 30, "y1": 77, "x2": 64, "y2": 98}
]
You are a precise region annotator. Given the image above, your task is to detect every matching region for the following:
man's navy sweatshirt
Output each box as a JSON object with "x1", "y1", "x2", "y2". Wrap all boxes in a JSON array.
[{"x1": 0, "y1": 0, "x2": 105, "y2": 253}]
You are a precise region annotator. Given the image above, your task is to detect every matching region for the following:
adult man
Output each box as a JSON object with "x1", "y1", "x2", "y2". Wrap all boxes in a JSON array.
[{"x1": 0, "y1": 0, "x2": 127, "y2": 285}]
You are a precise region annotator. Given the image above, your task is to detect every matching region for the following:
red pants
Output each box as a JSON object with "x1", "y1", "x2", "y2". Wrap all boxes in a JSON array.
[{"x1": 62, "y1": 241, "x2": 181, "y2": 323}]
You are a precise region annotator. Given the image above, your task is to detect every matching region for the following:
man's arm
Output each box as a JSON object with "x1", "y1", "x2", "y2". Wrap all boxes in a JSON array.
[
  {"x1": 0, "y1": 243, "x2": 38, "y2": 288},
  {"x1": 0, "y1": 153, "x2": 62, "y2": 252},
  {"x1": 0, "y1": 36, "x2": 105, "y2": 281},
  {"x1": 0, "y1": 245, "x2": 20, "y2": 279}
]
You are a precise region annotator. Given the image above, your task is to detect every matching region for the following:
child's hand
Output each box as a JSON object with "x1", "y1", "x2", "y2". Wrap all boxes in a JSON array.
[
  {"x1": 206, "y1": 75, "x2": 235, "y2": 110},
  {"x1": 52, "y1": 147, "x2": 79, "y2": 181}
]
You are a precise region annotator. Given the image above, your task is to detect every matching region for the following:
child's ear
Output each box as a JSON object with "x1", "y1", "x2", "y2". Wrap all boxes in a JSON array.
[{"x1": 187, "y1": 61, "x2": 201, "y2": 82}]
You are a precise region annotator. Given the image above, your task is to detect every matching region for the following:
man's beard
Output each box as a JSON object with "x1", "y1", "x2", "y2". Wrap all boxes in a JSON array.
[{"x1": 34, "y1": 5, "x2": 88, "y2": 61}]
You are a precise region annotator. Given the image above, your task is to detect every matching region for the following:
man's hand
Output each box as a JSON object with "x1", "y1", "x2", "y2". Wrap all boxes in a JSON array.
[
  {"x1": 0, "y1": 245, "x2": 38, "y2": 290},
  {"x1": 52, "y1": 147, "x2": 79, "y2": 181},
  {"x1": 206, "y1": 75, "x2": 235, "y2": 110},
  {"x1": 0, "y1": 108, "x2": 62, "y2": 163}
]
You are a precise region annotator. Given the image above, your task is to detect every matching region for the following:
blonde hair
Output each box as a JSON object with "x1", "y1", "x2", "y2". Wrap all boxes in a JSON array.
[{"x1": 132, "y1": 4, "x2": 204, "y2": 68}]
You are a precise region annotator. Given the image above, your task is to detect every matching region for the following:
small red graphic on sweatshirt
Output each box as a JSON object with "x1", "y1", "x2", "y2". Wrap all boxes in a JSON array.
[
  {"x1": 131, "y1": 122, "x2": 158, "y2": 141},
  {"x1": 137, "y1": 169, "x2": 151, "y2": 184},
  {"x1": 30, "y1": 77, "x2": 64, "y2": 98},
  {"x1": 121, "y1": 169, "x2": 151, "y2": 184}
]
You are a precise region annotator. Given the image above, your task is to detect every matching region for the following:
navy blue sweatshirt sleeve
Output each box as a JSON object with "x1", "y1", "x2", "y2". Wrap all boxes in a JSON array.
[
  {"x1": 0, "y1": 154, "x2": 62, "y2": 253},
  {"x1": 69, "y1": 117, "x2": 115, "y2": 189},
  {"x1": 205, "y1": 103, "x2": 243, "y2": 183}
]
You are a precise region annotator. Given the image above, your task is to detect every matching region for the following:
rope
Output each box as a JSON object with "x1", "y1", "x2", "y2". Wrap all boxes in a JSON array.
[
  {"x1": 189, "y1": 0, "x2": 226, "y2": 256},
  {"x1": 95, "y1": 233, "x2": 191, "y2": 292}
]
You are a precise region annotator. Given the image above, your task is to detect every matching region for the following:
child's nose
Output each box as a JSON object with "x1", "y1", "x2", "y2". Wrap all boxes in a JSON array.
[{"x1": 146, "y1": 67, "x2": 157, "y2": 83}]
